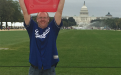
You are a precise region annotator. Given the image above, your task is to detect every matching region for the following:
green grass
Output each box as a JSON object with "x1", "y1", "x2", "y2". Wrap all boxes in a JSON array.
[{"x1": 0, "y1": 30, "x2": 121, "y2": 75}]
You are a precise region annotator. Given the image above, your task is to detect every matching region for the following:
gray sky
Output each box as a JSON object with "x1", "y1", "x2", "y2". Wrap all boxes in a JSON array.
[
  {"x1": 62, "y1": 0, "x2": 121, "y2": 17},
  {"x1": 17, "y1": 0, "x2": 121, "y2": 17}
]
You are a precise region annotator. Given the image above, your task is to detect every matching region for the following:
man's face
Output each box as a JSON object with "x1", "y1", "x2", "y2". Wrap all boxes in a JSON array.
[{"x1": 37, "y1": 12, "x2": 49, "y2": 29}]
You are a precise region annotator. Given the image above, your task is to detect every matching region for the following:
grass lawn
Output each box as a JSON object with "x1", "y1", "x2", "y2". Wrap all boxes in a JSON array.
[{"x1": 0, "y1": 30, "x2": 121, "y2": 75}]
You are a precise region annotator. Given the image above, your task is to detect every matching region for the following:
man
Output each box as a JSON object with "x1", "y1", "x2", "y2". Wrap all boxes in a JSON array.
[{"x1": 19, "y1": 0, "x2": 65, "y2": 75}]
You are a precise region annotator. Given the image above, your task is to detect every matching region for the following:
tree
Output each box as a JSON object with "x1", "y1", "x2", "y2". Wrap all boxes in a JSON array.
[
  {"x1": 0, "y1": 0, "x2": 23, "y2": 28},
  {"x1": 49, "y1": 17, "x2": 54, "y2": 23},
  {"x1": 118, "y1": 18, "x2": 121, "y2": 29},
  {"x1": 115, "y1": 18, "x2": 121, "y2": 30},
  {"x1": 4, "y1": 0, "x2": 15, "y2": 28},
  {"x1": 10, "y1": 1, "x2": 23, "y2": 22},
  {"x1": 62, "y1": 18, "x2": 68, "y2": 27},
  {"x1": 68, "y1": 21, "x2": 75, "y2": 26},
  {"x1": 62, "y1": 18, "x2": 68, "y2": 22},
  {"x1": 0, "y1": 0, "x2": 6, "y2": 28},
  {"x1": 102, "y1": 18, "x2": 121, "y2": 30},
  {"x1": 62, "y1": 17, "x2": 76, "y2": 27},
  {"x1": 63, "y1": 21, "x2": 68, "y2": 27},
  {"x1": 68, "y1": 17, "x2": 76, "y2": 26}
]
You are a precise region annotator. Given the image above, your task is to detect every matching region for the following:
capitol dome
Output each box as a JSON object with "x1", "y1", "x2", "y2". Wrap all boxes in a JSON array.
[
  {"x1": 106, "y1": 12, "x2": 112, "y2": 17},
  {"x1": 80, "y1": 1, "x2": 89, "y2": 16},
  {"x1": 81, "y1": 5, "x2": 87, "y2": 9}
]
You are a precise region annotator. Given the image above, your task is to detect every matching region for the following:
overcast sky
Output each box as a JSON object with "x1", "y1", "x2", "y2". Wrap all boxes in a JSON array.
[
  {"x1": 63, "y1": 0, "x2": 121, "y2": 17},
  {"x1": 17, "y1": 0, "x2": 121, "y2": 17}
]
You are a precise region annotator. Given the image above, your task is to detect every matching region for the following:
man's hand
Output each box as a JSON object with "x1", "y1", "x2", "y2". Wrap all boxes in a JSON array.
[
  {"x1": 55, "y1": 0, "x2": 65, "y2": 25},
  {"x1": 19, "y1": 0, "x2": 30, "y2": 25}
]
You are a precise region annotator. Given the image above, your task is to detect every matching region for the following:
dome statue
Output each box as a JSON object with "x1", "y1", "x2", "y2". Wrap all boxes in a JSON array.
[{"x1": 80, "y1": 1, "x2": 89, "y2": 16}]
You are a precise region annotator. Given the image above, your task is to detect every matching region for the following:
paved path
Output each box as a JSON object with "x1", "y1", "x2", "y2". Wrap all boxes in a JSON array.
[{"x1": 0, "y1": 29, "x2": 26, "y2": 31}]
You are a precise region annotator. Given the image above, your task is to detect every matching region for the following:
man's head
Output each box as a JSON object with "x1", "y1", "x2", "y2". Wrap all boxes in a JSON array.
[{"x1": 36, "y1": 12, "x2": 50, "y2": 29}]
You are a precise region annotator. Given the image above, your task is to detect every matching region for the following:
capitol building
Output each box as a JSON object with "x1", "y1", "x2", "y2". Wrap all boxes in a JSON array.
[{"x1": 63, "y1": 1, "x2": 113, "y2": 26}]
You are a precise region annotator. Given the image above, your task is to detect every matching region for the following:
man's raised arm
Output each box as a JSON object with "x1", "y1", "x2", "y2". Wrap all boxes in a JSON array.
[
  {"x1": 19, "y1": 0, "x2": 30, "y2": 25},
  {"x1": 55, "y1": 0, "x2": 65, "y2": 25}
]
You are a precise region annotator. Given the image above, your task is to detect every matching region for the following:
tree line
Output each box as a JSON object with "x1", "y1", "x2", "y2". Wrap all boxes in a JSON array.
[
  {"x1": 62, "y1": 17, "x2": 76, "y2": 27},
  {"x1": 91, "y1": 18, "x2": 121, "y2": 30},
  {"x1": 104, "y1": 18, "x2": 121, "y2": 29}
]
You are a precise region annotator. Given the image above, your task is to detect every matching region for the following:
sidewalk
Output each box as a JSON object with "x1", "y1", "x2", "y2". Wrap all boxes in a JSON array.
[{"x1": 0, "y1": 29, "x2": 26, "y2": 31}]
